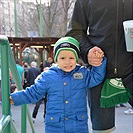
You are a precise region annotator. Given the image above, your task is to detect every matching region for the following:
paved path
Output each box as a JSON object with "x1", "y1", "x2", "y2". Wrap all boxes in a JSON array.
[{"x1": 0, "y1": 103, "x2": 133, "y2": 133}]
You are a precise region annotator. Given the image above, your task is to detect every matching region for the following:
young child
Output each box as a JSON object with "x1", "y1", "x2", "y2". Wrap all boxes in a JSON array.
[{"x1": 10, "y1": 37, "x2": 106, "y2": 133}]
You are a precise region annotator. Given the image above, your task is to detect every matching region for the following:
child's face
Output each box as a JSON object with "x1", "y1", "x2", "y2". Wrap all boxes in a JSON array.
[{"x1": 56, "y1": 50, "x2": 77, "y2": 72}]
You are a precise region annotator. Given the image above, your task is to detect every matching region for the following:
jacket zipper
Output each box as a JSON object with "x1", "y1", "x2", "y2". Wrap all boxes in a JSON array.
[
  {"x1": 114, "y1": 0, "x2": 119, "y2": 74},
  {"x1": 114, "y1": 0, "x2": 125, "y2": 74}
]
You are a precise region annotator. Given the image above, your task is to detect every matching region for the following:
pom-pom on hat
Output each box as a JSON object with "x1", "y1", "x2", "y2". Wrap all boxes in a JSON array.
[{"x1": 54, "y1": 37, "x2": 80, "y2": 62}]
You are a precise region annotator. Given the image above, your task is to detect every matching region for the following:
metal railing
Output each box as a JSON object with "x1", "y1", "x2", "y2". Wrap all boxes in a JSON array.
[{"x1": 0, "y1": 35, "x2": 36, "y2": 133}]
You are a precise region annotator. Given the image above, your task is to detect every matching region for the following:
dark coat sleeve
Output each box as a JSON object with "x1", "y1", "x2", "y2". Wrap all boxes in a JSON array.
[{"x1": 66, "y1": 0, "x2": 93, "y2": 63}]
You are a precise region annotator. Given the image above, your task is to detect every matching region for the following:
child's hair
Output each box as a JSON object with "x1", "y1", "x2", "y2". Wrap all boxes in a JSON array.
[{"x1": 53, "y1": 37, "x2": 80, "y2": 62}]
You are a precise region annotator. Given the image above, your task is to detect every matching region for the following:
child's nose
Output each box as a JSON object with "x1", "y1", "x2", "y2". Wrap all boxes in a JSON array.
[{"x1": 65, "y1": 58, "x2": 70, "y2": 64}]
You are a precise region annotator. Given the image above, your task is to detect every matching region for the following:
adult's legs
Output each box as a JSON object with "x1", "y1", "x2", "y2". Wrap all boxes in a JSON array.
[
  {"x1": 88, "y1": 83, "x2": 115, "y2": 133},
  {"x1": 32, "y1": 98, "x2": 43, "y2": 119},
  {"x1": 122, "y1": 72, "x2": 133, "y2": 114},
  {"x1": 43, "y1": 97, "x2": 47, "y2": 118},
  {"x1": 122, "y1": 72, "x2": 133, "y2": 107}
]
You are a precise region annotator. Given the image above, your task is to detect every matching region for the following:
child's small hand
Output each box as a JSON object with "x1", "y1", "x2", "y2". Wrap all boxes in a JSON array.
[
  {"x1": 94, "y1": 51, "x2": 104, "y2": 58},
  {"x1": 10, "y1": 96, "x2": 14, "y2": 105}
]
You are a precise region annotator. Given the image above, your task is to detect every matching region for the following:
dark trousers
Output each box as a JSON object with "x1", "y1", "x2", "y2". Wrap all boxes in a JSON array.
[
  {"x1": 32, "y1": 98, "x2": 47, "y2": 119},
  {"x1": 122, "y1": 72, "x2": 133, "y2": 107},
  {"x1": 89, "y1": 72, "x2": 133, "y2": 131},
  {"x1": 88, "y1": 83, "x2": 115, "y2": 130}
]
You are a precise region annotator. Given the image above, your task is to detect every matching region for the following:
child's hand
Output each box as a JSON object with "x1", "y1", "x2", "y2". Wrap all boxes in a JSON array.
[{"x1": 10, "y1": 96, "x2": 14, "y2": 105}]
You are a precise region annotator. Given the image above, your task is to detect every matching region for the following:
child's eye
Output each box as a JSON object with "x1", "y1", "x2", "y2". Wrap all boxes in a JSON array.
[
  {"x1": 60, "y1": 57, "x2": 65, "y2": 59},
  {"x1": 70, "y1": 57, "x2": 74, "y2": 59}
]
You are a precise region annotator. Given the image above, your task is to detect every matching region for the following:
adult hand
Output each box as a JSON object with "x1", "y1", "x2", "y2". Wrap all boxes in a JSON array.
[{"x1": 87, "y1": 46, "x2": 104, "y2": 66}]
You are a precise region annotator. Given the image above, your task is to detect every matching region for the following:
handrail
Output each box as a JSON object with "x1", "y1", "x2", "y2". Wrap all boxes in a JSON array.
[
  {"x1": 0, "y1": 35, "x2": 11, "y2": 133},
  {"x1": 0, "y1": 115, "x2": 11, "y2": 133},
  {"x1": 0, "y1": 35, "x2": 36, "y2": 133}
]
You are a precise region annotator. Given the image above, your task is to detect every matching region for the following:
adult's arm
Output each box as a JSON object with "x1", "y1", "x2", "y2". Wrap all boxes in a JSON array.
[{"x1": 66, "y1": 0, "x2": 103, "y2": 66}]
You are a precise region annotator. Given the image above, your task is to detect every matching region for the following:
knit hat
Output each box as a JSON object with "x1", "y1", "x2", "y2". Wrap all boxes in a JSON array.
[{"x1": 54, "y1": 37, "x2": 80, "y2": 62}]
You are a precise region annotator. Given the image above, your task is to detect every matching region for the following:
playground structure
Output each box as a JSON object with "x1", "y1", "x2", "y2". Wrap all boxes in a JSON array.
[{"x1": 8, "y1": 37, "x2": 59, "y2": 65}]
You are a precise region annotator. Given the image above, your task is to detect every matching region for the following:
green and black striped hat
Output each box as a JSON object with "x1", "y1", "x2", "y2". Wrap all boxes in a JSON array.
[{"x1": 54, "y1": 37, "x2": 80, "y2": 62}]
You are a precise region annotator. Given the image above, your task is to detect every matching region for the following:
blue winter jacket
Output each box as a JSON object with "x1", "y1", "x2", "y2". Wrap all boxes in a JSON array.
[{"x1": 11, "y1": 58, "x2": 107, "y2": 133}]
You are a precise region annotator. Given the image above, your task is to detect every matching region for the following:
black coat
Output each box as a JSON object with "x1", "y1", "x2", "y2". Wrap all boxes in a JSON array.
[
  {"x1": 26, "y1": 67, "x2": 41, "y2": 86},
  {"x1": 67, "y1": 0, "x2": 132, "y2": 79}
]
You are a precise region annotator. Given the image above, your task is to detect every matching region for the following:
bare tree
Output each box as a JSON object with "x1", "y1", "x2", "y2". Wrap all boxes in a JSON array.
[
  {"x1": 60, "y1": 0, "x2": 76, "y2": 36},
  {"x1": 1, "y1": 0, "x2": 76, "y2": 37}
]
